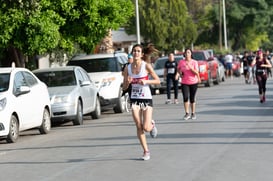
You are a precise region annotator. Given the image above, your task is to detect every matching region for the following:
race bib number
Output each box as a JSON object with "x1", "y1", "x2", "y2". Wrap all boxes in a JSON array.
[
  {"x1": 131, "y1": 85, "x2": 144, "y2": 98},
  {"x1": 168, "y1": 68, "x2": 175, "y2": 74}
]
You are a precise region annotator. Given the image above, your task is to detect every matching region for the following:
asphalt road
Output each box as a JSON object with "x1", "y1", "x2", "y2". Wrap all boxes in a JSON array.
[{"x1": 1, "y1": 76, "x2": 273, "y2": 181}]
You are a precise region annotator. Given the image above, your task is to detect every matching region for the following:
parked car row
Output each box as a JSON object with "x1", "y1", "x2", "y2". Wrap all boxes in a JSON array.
[
  {"x1": 0, "y1": 51, "x2": 132, "y2": 143},
  {"x1": 0, "y1": 49, "x2": 231, "y2": 143},
  {"x1": 177, "y1": 50, "x2": 222, "y2": 87},
  {"x1": 151, "y1": 49, "x2": 227, "y2": 94},
  {"x1": 67, "y1": 52, "x2": 128, "y2": 113},
  {"x1": 217, "y1": 54, "x2": 242, "y2": 77}
]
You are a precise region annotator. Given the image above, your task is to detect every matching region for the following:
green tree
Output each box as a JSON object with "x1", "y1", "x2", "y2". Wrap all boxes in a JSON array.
[
  {"x1": 226, "y1": 0, "x2": 272, "y2": 50},
  {"x1": 185, "y1": 0, "x2": 216, "y2": 33},
  {"x1": 126, "y1": 0, "x2": 197, "y2": 53},
  {"x1": 0, "y1": 0, "x2": 134, "y2": 67},
  {"x1": 195, "y1": 0, "x2": 273, "y2": 52},
  {"x1": 185, "y1": 0, "x2": 219, "y2": 51}
]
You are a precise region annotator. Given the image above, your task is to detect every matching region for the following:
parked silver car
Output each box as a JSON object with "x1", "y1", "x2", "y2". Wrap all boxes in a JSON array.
[
  {"x1": 67, "y1": 52, "x2": 128, "y2": 113},
  {"x1": 217, "y1": 59, "x2": 226, "y2": 82},
  {"x1": 33, "y1": 66, "x2": 101, "y2": 125}
]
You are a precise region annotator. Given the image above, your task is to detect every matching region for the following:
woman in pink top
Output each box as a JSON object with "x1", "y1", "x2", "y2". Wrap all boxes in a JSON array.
[{"x1": 177, "y1": 48, "x2": 200, "y2": 120}]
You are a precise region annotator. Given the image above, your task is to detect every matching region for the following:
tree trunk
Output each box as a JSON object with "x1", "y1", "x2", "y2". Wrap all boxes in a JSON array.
[
  {"x1": 232, "y1": 31, "x2": 242, "y2": 51},
  {"x1": 98, "y1": 30, "x2": 114, "y2": 53},
  {"x1": 3, "y1": 46, "x2": 25, "y2": 67}
]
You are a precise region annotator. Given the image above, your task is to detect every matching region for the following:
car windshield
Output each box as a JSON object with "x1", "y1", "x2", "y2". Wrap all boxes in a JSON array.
[
  {"x1": 0, "y1": 73, "x2": 10, "y2": 92},
  {"x1": 154, "y1": 58, "x2": 168, "y2": 70},
  {"x1": 35, "y1": 71, "x2": 76, "y2": 87},
  {"x1": 154, "y1": 57, "x2": 183, "y2": 70},
  {"x1": 192, "y1": 52, "x2": 206, "y2": 61},
  {"x1": 68, "y1": 57, "x2": 119, "y2": 72}
]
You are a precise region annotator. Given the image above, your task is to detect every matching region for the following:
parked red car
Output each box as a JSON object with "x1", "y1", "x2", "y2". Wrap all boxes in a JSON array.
[
  {"x1": 232, "y1": 59, "x2": 242, "y2": 77},
  {"x1": 177, "y1": 50, "x2": 220, "y2": 87}
]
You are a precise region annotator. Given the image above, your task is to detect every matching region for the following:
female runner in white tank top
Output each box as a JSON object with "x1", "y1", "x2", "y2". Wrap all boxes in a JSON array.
[{"x1": 122, "y1": 44, "x2": 160, "y2": 160}]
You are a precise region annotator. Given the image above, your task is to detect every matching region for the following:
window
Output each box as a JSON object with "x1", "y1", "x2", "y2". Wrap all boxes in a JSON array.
[
  {"x1": 0, "y1": 73, "x2": 10, "y2": 92},
  {"x1": 13, "y1": 72, "x2": 27, "y2": 94},
  {"x1": 75, "y1": 69, "x2": 84, "y2": 83},
  {"x1": 117, "y1": 55, "x2": 128, "y2": 70},
  {"x1": 192, "y1": 52, "x2": 206, "y2": 61},
  {"x1": 23, "y1": 71, "x2": 38, "y2": 87},
  {"x1": 35, "y1": 71, "x2": 76, "y2": 87},
  {"x1": 154, "y1": 58, "x2": 168, "y2": 70},
  {"x1": 68, "y1": 54, "x2": 129, "y2": 73},
  {"x1": 68, "y1": 57, "x2": 120, "y2": 72},
  {"x1": 78, "y1": 69, "x2": 91, "y2": 82}
]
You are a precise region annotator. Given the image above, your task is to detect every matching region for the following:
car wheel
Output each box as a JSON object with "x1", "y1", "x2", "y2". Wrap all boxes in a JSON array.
[
  {"x1": 6, "y1": 115, "x2": 19, "y2": 143},
  {"x1": 213, "y1": 72, "x2": 220, "y2": 85},
  {"x1": 113, "y1": 88, "x2": 125, "y2": 113},
  {"x1": 159, "y1": 89, "x2": 165, "y2": 94},
  {"x1": 234, "y1": 70, "x2": 241, "y2": 77},
  {"x1": 73, "y1": 100, "x2": 83, "y2": 125},
  {"x1": 91, "y1": 96, "x2": 101, "y2": 119},
  {"x1": 150, "y1": 86, "x2": 156, "y2": 95},
  {"x1": 39, "y1": 108, "x2": 51, "y2": 134},
  {"x1": 222, "y1": 75, "x2": 226, "y2": 82},
  {"x1": 205, "y1": 72, "x2": 212, "y2": 87},
  {"x1": 124, "y1": 93, "x2": 131, "y2": 113}
]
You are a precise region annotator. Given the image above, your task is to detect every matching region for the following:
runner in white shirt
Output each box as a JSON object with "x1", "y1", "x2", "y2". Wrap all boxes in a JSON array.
[
  {"x1": 122, "y1": 44, "x2": 160, "y2": 161},
  {"x1": 224, "y1": 53, "x2": 233, "y2": 78}
]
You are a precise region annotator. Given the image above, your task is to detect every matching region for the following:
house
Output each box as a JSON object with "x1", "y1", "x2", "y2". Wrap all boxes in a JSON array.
[
  {"x1": 111, "y1": 28, "x2": 142, "y2": 53},
  {"x1": 39, "y1": 28, "x2": 140, "y2": 68}
]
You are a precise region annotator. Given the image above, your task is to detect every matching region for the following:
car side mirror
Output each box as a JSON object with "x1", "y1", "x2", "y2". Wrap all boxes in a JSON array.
[
  {"x1": 208, "y1": 57, "x2": 214, "y2": 61},
  {"x1": 80, "y1": 80, "x2": 91, "y2": 86},
  {"x1": 15, "y1": 86, "x2": 30, "y2": 96}
]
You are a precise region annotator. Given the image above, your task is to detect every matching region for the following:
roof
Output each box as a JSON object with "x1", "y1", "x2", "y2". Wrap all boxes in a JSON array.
[
  {"x1": 0, "y1": 67, "x2": 27, "y2": 74},
  {"x1": 157, "y1": 55, "x2": 184, "y2": 60},
  {"x1": 33, "y1": 66, "x2": 79, "y2": 73},
  {"x1": 112, "y1": 28, "x2": 141, "y2": 43},
  {"x1": 71, "y1": 52, "x2": 127, "y2": 60}
]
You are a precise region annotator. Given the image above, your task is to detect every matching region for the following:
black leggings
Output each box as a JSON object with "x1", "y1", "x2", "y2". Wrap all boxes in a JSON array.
[
  {"x1": 181, "y1": 83, "x2": 198, "y2": 103},
  {"x1": 256, "y1": 73, "x2": 267, "y2": 94}
]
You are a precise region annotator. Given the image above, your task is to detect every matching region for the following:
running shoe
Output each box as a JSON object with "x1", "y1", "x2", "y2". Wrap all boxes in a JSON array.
[
  {"x1": 150, "y1": 120, "x2": 158, "y2": 138},
  {"x1": 191, "y1": 113, "x2": 196, "y2": 120},
  {"x1": 263, "y1": 96, "x2": 265, "y2": 102},
  {"x1": 165, "y1": 100, "x2": 171, "y2": 104},
  {"x1": 174, "y1": 100, "x2": 179, "y2": 104},
  {"x1": 183, "y1": 113, "x2": 191, "y2": 120},
  {"x1": 142, "y1": 151, "x2": 150, "y2": 161}
]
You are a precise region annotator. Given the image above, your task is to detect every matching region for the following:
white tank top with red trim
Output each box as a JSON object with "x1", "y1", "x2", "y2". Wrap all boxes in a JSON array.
[{"x1": 128, "y1": 61, "x2": 152, "y2": 99}]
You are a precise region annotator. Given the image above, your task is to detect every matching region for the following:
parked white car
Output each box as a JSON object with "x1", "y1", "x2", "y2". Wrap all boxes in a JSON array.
[
  {"x1": 67, "y1": 52, "x2": 128, "y2": 113},
  {"x1": 33, "y1": 66, "x2": 101, "y2": 125},
  {"x1": 0, "y1": 67, "x2": 51, "y2": 143}
]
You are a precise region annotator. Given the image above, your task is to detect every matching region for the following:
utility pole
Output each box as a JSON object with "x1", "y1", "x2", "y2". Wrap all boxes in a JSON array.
[
  {"x1": 135, "y1": 0, "x2": 141, "y2": 44},
  {"x1": 219, "y1": 0, "x2": 222, "y2": 50},
  {"x1": 223, "y1": 0, "x2": 228, "y2": 50}
]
